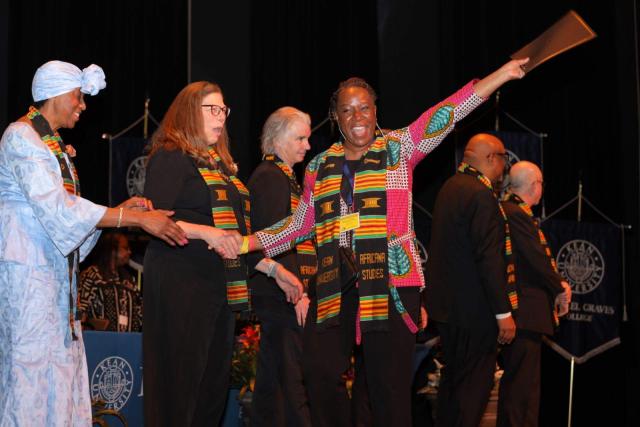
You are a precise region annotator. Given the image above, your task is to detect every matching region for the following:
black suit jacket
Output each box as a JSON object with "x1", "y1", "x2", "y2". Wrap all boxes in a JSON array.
[
  {"x1": 247, "y1": 160, "x2": 301, "y2": 300},
  {"x1": 425, "y1": 173, "x2": 512, "y2": 331},
  {"x1": 503, "y1": 201, "x2": 565, "y2": 335}
]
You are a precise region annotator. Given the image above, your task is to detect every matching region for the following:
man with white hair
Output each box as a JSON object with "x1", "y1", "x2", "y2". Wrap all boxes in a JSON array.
[{"x1": 498, "y1": 160, "x2": 571, "y2": 427}]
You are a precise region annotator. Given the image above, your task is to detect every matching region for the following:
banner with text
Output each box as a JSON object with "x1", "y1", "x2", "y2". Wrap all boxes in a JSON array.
[
  {"x1": 84, "y1": 331, "x2": 144, "y2": 426},
  {"x1": 540, "y1": 219, "x2": 621, "y2": 363}
]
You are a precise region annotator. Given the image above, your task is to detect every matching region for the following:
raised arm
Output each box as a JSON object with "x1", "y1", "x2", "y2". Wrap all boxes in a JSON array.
[
  {"x1": 473, "y1": 58, "x2": 528, "y2": 99},
  {"x1": 389, "y1": 58, "x2": 529, "y2": 168}
]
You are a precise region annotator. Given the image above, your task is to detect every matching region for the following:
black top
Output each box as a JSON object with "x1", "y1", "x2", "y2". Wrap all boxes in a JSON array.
[
  {"x1": 247, "y1": 160, "x2": 300, "y2": 300},
  {"x1": 144, "y1": 147, "x2": 244, "y2": 265},
  {"x1": 503, "y1": 201, "x2": 565, "y2": 335},
  {"x1": 425, "y1": 173, "x2": 512, "y2": 330},
  {"x1": 142, "y1": 147, "x2": 243, "y2": 426}
]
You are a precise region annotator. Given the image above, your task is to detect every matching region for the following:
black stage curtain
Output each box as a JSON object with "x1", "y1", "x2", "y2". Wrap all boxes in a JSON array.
[
  {"x1": 6, "y1": 0, "x2": 188, "y2": 206},
  {"x1": 249, "y1": 1, "x2": 379, "y2": 179}
]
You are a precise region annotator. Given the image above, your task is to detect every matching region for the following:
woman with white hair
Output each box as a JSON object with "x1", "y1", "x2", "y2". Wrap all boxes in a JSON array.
[
  {"x1": 0, "y1": 60, "x2": 186, "y2": 426},
  {"x1": 247, "y1": 106, "x2": 316, "y2": 426}
]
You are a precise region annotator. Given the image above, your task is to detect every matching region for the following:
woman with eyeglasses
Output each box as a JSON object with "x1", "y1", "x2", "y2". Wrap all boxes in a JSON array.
[{"x1": 142, "y1": 81, "x2": 302, "y2": 426}]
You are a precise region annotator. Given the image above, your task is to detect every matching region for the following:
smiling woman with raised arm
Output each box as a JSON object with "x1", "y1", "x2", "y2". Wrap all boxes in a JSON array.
[
  {"x1": 238, "y1": 58, "x2": 529, "y2": 427},
  {"x1": 0, "y1": 60, "x2": 187, "y2": 426}
]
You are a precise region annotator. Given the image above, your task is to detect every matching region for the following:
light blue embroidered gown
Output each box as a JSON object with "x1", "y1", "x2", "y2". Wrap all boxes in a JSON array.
[{"x1": 0, "y1": 121, "x2": 106, "y2": 426}]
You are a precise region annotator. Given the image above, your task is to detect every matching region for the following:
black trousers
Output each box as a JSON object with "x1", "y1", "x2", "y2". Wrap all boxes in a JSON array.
[
  {"x1": 303, "y1": 286, "x2": 420, "y2": 427},
  {"x1": 251, "y1": 295, "x2": 311, "y2": 427},
  {"x1": 435, "y1": 322, "x2": 498, "y2": 427},
  {"x1": 143, "y1": 251, "x2": 235, "y2": 427},
  {"x1": 497, "y1": 330, "x2": 542, "y2": 427}
]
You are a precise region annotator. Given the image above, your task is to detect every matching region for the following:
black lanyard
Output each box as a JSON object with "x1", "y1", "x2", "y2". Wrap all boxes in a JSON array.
[{"x1": 341, "y1": 160, "x2": 359, "y2": 208}]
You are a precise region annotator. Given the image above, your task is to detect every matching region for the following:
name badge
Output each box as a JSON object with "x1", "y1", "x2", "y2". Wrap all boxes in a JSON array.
[{"x1": 340, "y1": 212, "x2": 360, "y2": 232}]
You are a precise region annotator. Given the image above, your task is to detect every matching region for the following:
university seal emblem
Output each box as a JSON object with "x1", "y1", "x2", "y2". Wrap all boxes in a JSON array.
[
  {"x1": 91, "y1": 356, "x2": 134, "y2": 410},
  {"x1": 556, "y1": 239, "x2": 605, "y2": 295},
  {"x1": 126, "y1": 156, "x2": 146, "y2": 197}
]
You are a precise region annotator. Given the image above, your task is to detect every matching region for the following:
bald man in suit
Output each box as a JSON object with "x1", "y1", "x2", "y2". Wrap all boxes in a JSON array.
[
  {"x1": 497, "y1": 161, "x2": 571, "y2": 427},
  {"x1": 426, "y1": 133, "x2": 516, "y2": 427}
]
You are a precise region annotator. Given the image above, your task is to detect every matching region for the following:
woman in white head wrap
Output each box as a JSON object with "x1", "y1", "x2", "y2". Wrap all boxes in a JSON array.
[{"x1": 0, "y1": 60, "x2": 187, "y2": 426}]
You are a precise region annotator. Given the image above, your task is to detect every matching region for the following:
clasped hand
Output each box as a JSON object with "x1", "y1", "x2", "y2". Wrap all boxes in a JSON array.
[
  {"x1": 204, "y1": 229, "x2": 242, "y2": 259},
  {"x1": 118, "y1": 196, "x2": 154, "y2": 211}
]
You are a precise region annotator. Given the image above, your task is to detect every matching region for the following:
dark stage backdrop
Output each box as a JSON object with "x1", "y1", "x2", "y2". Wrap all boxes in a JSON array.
[
  {"x1": 6, "y1": 0, "x2": 188, "y2": 205},
  {"x1": 375, "y1": 3, "x2": 639, "y2": 425},
  {"x1": 4, "y1": 1, "x2": 639, "y2": 425}
]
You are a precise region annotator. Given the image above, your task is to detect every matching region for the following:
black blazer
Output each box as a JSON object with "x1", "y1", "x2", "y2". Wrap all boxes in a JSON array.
[
  {"x1": 503, "y1": 201, "x2": 565, "y2": 335},
  {"x1": 425, "y1": 173, "x2": 512, "y2": 330},
  {"x1": 247, "y1": 160, "x2": 301, "y2": 300}
]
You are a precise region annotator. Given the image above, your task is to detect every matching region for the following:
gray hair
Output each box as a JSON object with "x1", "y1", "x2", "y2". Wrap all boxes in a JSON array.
[
  {"x1": 260, "y1": 106, "x2": 311, "y2": 155},
  {"x1": 509, "y1": 161, "x2": 540, "y2": 189}
]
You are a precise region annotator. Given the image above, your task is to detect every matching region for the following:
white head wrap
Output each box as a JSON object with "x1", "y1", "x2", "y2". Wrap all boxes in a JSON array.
[{"x1": 31, "y1": 60, "x2": 107, "y2": 102}]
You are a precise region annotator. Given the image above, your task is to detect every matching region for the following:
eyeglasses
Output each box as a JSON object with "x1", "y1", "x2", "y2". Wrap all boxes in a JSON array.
[
  {"x1": 202, "y1": 104, "x2": 231, "y2": 118},
  {"x1": 492, "y1": 152, "x2": 509, "y2": 161}
]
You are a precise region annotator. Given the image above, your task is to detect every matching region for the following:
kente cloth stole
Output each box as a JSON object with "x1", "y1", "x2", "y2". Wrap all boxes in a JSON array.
[
  {"x1": 264, "y1": 155, "x2": 317, "y2": 289},
  {"x1": 28, "y1": 106, "x2": 81, "y2": 339},
  {"x1": 313, "y1": 138, "x2": 414, "y2": 332},
  {"x1": 458, "y1": 162, "x2": 519, "y2": 310},
  {"x1": 198, "y1": 147, "x2": 251, "y2": 311},
  {"x1": 504, "y1": 192, "x2": 560, "y2": 325}
]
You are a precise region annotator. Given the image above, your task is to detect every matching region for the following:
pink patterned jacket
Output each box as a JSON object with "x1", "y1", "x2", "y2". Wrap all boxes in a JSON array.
[{"x1": 257, "y1": 80, "x2": 486, "y2": 289}]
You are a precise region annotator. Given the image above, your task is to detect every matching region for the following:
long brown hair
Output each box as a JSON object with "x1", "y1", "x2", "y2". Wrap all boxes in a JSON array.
[{"x1": 149, "y1": 81, "x2": 236, "y2": 172}]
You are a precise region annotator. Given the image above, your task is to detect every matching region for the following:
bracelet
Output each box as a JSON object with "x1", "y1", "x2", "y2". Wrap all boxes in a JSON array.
[
  {"x1": 267, "y1": 260, "x2": 279, "y2": 278},
  {"x1": 116, "y1": 207, "x2": 124, "y2": 228},
  {"x1": 239, "y1": 236, "x2": 250, "y2": 254}
]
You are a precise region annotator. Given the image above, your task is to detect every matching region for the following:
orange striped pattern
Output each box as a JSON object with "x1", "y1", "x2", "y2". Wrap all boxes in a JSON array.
[
  {"x1": 508, "y1": 291, "x2": 519, "y2": 309},
  {"x1": 212, "y1": 206, "x2": 238, "y2": 229},
  {"x1": 315, "y1": 175, "x2": 341, "y2": 200},
  {"x1": 198, "y1": 169, "x2": 226, "y2": 186},
  {"x1": 290, "y1": 194, "x2": 300, "y2": 210},
  {"x1": 354, "y1": 170, "x2": 386, "y2": 193},
  {"x1": 63, "y1": 179, "x2": 76, "y2": 194},
  {"x1": 230, "y1": 176, "x2": 250, "y2": 197},
  {"x1": 355, "y1": 215, "x2": 387, "y2": 240},
  {"x1": 359, "y1": 295, "x2": 388, "y2": 321},
  {"x1": 505, "y1": 235, "x2": 513, "y2": 255},
  {"x1": 316, "y1": 218, "x2": 340, "y2": 246},
  {"x1": 317, "y1": 293, "x2": 341, "y2": 322},
  {"x1": 326, "y1": 144, "x2": 343, "y2": 156},
  {"x1": 296, "y1": 240, "x2": 316, "y2": 255},
  {"x1": 227, "y1": 281, "x2": 249, "y2": 305},
  {"x1": 43, "y1": 136, "x2": 64, "y2": 157}
]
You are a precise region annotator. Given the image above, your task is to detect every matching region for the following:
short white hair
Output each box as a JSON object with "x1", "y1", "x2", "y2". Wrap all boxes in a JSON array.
[
  {"x1": 260, "y1": 106, "x2": 310, "y2": 155},
  {"x1": 509, "y1": 161, "x2": 541, "y2": 189}
]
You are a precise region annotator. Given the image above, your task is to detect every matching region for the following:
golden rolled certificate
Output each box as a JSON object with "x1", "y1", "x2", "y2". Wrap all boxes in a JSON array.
[{"x1": 511, "y1": 10, "x2": 597, "y2": 73}]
